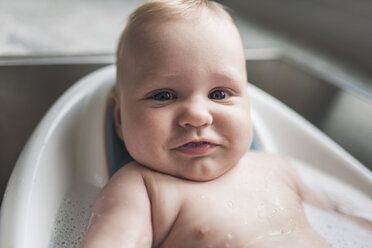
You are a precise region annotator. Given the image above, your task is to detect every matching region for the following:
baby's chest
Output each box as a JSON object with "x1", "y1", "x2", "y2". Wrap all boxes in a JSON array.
[{"x1": 156, "y1": 185, "x2": 303, "y2": 248}]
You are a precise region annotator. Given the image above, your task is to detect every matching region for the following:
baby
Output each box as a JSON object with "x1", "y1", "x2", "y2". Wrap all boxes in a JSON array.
[{"x1": 82, "y1": 0, "x2": 356, "y2": 247}]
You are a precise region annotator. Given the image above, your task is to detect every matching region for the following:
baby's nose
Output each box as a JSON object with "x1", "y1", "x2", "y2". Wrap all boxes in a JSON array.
[{"x1": 177, "y1": 98, "x2": 213, "y2": 128}]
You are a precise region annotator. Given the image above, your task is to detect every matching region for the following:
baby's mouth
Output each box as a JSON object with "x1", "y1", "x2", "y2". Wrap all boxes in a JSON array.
[
  {"x1": 175, "y1": 141, "x2": 218, "y2": 156},
  {"x1": 179, "y1": 141, "x2": 212, "y2": 148}
]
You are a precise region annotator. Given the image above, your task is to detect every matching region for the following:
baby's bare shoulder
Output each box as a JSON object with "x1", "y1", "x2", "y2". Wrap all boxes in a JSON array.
[
  {"x1": 112, "y1": 161, "x2": 157, "y2": 182},
  {"x1": 114, "y1": 164, "x2": 188, "y2": 246},
  {"x1": 241, "y1": 152, "x2": 299, "y2": 187},
  {"x1": 114, "y1": 160, "x2": 148, "y2": 175},
  {"x1": 113, "y1": 161, "x2": 187, "y2": 201},
  {"x1": 97, "y1": 161, "x2": 150, "y2": 198}
]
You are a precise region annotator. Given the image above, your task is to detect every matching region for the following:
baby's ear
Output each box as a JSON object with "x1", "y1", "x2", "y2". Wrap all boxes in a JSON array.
[{"x1": 109, "y1": 90, "x2": 124, "y2": 140}]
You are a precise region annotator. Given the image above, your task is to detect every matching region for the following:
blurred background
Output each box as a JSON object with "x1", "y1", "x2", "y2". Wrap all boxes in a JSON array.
[{"x1": 1, "y1": 0, "x2": 371, "y2": 204}]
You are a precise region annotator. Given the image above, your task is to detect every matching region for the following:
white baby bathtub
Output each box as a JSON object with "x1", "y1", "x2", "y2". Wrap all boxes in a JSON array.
[{"x1": 0, "y1": 65, "x2": 371, "y2": 248}]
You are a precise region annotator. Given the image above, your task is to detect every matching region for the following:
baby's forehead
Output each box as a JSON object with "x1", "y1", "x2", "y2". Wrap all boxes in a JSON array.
[
  {"x1": 125, "y1": 6, "x2": 235, "y2": 47},
  {"x1": 116, "y1": 8, "x2": 243, "y2": 91},
  {"x1": 128, "y1": 17, "x2": 238, "y2": 63},
  {"x1": 117, "y1": 1, "x2": 235, "y2": 62}
]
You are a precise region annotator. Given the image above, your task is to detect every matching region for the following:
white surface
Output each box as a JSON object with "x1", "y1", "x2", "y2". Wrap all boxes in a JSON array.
[
  {"x1": 249, "y1": 84, "x2": 372, "y2": 196},
  {"x1": 0, "y1": 65, "x2": 371, "y2": 247},
  {"x1": 0, "y1": 0, "x2": 141, "y2": 55},
  {"x1": 0, "y1": 65, "x2": 114, "y2": 247}
]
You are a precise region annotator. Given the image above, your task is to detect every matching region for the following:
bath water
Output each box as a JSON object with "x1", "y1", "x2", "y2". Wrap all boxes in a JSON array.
[
  {"x1": 49, "y1": 184, "x2": 99, "y2": 248},
  {"x1": 49, "y1": 163, "x2": 372, "y2": 247},
  {"x1": 295, "y1": 161, "x2": 372, "y2": 247}
]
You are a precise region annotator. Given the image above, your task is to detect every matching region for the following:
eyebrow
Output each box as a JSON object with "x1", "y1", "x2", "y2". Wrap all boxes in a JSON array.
[
  {"x1": 211, "y1": 67, "x2": 245, "y2": 85},
  {"x1": 131, "y1": 72, "x2": 179, "y2": 96},
  {"x1": 139, "y1": 72, "x2": 179, "y2": 82},
  {"x1": 133, "y1": 67, "x2": 245, "y2": 94},
  {"x1": 212, "y1": 72, "x2": 241, "y2": 82}
]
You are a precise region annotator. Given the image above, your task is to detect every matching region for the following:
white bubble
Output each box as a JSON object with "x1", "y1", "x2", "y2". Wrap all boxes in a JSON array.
[{"x1": 48, "y1": 184, "x2": 100, "y2": 248}]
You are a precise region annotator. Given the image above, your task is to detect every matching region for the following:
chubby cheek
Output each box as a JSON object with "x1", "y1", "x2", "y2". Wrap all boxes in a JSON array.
[
  {"x1": 218, "y1": 107, "x2": 252, "y2": 154},
  {"x1": 121, "y1": 108, "x2": 171, "y2": 163}
]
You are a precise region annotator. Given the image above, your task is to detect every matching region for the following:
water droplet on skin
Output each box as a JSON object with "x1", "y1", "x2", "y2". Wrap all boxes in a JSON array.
[
  {"x1": 268, "y1": 230, "x2": 281, "y2": 236},
  {"x1": 255, "y1": 235, "x2": 264, "y2": 240},
  {"x1": 227, "y1": 233, "x2": 233, "y2": 240},
  {"x1": 140, "y1": 236, "x2": 152, "y2": 245}
]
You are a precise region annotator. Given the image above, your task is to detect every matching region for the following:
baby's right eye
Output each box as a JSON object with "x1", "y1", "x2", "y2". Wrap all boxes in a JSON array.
[{"x1": 152, "y1": 91, "x2": 176, "y2": 101}]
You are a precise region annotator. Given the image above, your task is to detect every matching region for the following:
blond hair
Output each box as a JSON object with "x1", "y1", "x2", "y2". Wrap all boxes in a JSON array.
[{"x1": 116, "y1": 0, "x2": 233, "y2": 85}]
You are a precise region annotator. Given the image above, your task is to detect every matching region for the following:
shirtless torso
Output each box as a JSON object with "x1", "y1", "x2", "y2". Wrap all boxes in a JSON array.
[{"x1": 87, "y1": 152, "x2": 328, "y2": 248}]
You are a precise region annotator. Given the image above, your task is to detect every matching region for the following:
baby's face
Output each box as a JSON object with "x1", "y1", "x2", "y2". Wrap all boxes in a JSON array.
[{"x1": 116, "y1": 13, "x2": 252, "y2": 181}]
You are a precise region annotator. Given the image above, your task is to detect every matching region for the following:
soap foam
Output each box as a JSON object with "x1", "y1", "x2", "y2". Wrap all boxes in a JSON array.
[
  {"x1": 294, "y1": 161, "x2": 372, "y2": 247},
  {"x1": 304, "y1": 203, "x2": 372, "y2": 248},
  {"x1": 49, "y1": 184, "x2": 100, "y2": 248}
]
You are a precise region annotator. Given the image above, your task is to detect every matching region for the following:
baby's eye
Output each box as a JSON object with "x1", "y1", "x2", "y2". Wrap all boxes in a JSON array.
[
  {"x1": 208, "y1": 89, "x2": 228, "y2": 100},
  {"x1": 152, "y1": 91, "x2": 176, "y2": 101}
]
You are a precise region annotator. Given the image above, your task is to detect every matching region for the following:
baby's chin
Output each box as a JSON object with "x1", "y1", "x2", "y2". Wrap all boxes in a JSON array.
[
  {"x1": 135, "y1": 153, "x2": 241, "y2": 182},
  {"x1": 172, "y1": 165, "x2": 234, "y2": 182},
  {"x1": 179, "y1": 174, "x2": 225, "y2": 182}
]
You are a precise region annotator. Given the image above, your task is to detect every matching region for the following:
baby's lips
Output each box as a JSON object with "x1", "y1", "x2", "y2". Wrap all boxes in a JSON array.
[
  {"x1": 178, "y1": 141, "x2": 213, "y2": 148},
  {"x1": 173, "y1": 138, "x2": 217, "y2": 149},
  {"x1": 174, "y1": 141, "x2": 218, "y2": 156}
]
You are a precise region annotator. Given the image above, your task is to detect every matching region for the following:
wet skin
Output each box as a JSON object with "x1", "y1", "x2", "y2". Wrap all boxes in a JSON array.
[{"x1": 82, "y1": 11, "x2": 329, "y2": 248}]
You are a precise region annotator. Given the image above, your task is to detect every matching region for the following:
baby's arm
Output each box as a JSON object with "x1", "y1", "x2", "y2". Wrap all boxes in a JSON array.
[{"x1": 82, "y1": 163, "x2": 152, "y2": 248}]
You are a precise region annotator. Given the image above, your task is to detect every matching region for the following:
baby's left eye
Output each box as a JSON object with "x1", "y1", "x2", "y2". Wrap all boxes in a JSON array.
[{"x1": 208, "y1": 89, "x2": 228, "y2": 100}]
